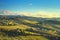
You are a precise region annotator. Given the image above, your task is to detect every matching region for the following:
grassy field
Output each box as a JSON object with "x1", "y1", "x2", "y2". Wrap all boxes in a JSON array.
[
  {"x1": 0, "y1": 25, "x2": 49, "y2": 40},
  {"x1": 0, "y1": 36, "x2": 48, "y2": 40},
  {"x1": 0, "y1": 25, "x2": 30, "y2": 30}
]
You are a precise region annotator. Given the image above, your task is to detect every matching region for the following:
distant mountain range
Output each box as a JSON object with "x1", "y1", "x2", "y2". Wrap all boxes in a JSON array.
[{"x1": 0, "y1": 10, "x2": 60, "y2": 18}]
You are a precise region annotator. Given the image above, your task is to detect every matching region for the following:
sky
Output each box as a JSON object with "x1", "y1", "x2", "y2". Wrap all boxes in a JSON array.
[{"x1": 0, "y1": 0, "x2": 60, "y2": 18}]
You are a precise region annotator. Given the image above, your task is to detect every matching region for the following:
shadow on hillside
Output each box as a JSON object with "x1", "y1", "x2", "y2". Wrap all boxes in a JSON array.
[
  {"x1": 26, "y1": 28, "x2": 60, "y2": 40},
  {"x1": 0, "y1": 28, "x2": 40, "y2": 37},
  {"x1": 0, "y1": 28, "x2": 60, "y2": 40}
]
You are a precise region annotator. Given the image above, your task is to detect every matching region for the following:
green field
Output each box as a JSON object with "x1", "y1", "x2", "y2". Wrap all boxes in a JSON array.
[{"x1": 0, "y1": 36, "x2": 48, "y2": 40}]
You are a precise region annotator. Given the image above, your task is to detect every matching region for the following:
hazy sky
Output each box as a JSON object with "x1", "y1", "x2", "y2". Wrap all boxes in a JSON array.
[{"x1": 0, "y1": 0, "x2": 60, "y2": 17}]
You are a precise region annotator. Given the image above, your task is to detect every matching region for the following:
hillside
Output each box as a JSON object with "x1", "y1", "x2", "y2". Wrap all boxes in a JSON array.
[{"x1": 0, "y1": 15, "x2": 60, "y2": 40}]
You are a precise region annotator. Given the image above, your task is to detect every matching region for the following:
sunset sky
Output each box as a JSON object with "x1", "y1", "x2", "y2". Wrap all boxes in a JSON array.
[{"x1": 0, "y1": 0, "x2": 60, "y2": 18}]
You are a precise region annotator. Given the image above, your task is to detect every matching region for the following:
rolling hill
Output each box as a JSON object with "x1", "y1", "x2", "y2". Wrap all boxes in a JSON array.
[{"x1": 0, "y1": 15, "x2": 60, "y2": 40}]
